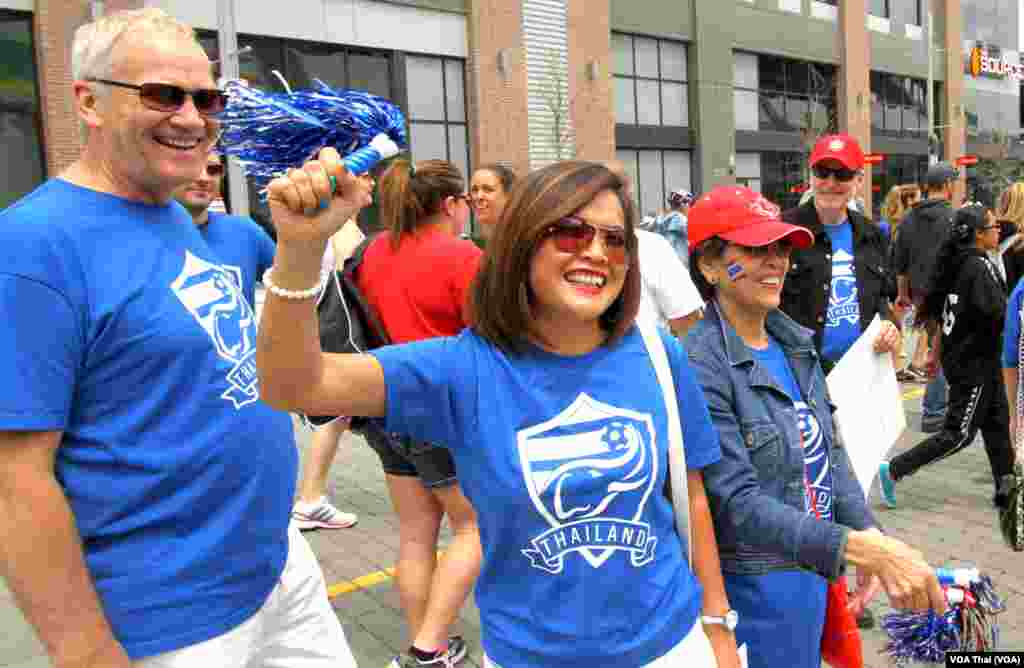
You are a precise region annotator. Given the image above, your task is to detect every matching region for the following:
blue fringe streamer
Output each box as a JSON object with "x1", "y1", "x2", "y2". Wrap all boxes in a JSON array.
[
  {"x1": 216, "y1": 79, "x2": 408, "y2": 195},
  {"x1": 882, "y1": 571, "x2": 1005, "y2": 664}
]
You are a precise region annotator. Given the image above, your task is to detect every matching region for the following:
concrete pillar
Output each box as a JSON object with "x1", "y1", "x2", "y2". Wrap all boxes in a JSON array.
[
  {"x1": 940, "y1": 0, "x2": 966, "y2": 203},
  {"x1": 465, "y1": 0, "x2": 531, "y2": 176},
  {"x1": 567, "y1": 0, "x2": 614, "y2": 162},
  {"x1": 837, "y1": 0, "x2": 873, "y2": 212},
  {"x1": 691, "y1": 0, "x2": 736, "y2": 192}
]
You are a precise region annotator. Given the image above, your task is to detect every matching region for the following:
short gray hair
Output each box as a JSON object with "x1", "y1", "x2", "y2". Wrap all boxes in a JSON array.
[{"x1": 72, "y1": 9, "x2": 199, "y2": 139}]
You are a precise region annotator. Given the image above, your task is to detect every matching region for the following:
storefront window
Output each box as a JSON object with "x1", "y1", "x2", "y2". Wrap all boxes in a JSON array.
[
  {"x1": 0, "y1": 11, "x2": 45, "y2": 209},
  {"x1": 760, "y1": 151, "x2": 805, "y2": 211},
  {"x1": 869, "y1": 0, "x2": 889, "y2": 18},
  {"x1": 871, "y1": 155, "x2": 929, "y2": 218}
]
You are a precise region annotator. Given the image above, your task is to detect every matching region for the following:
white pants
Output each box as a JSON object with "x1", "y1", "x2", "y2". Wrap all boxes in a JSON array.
[
  {"x1": 483, "y1": 617, "x2": 716, "y2": 667},
  {"x1": 134, "y1": 526, "x2": 356, "y2": 668}
]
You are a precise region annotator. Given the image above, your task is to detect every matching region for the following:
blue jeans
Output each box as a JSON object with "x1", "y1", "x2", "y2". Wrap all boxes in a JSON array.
[{"x1": 922, "y1": 366, "x2": 948, "y2": 423}]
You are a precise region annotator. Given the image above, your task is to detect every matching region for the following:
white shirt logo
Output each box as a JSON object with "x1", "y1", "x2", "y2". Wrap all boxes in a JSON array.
[
  {"x1": 517, "y1": 394, "x2": 659, "y2": 573},
  {"x1": 829, "y1": 139, "x2": 845, "y2": 151},
  {"x1": 171, "y1": 251, "x2": 259, "y2": 408}
]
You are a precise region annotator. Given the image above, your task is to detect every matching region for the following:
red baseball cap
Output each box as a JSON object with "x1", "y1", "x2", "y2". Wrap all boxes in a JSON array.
[
  {"x1": 809, "y1": 133, "x2": 865, "y2": 170},
  {"x1": 687, "y1": 186, "x2": 814, "y2": 251}
]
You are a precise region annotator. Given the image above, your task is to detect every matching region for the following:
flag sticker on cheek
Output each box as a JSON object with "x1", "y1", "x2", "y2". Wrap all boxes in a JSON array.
[{"x1": 727, "y1": 262, "x2": 745, "y2": 281}]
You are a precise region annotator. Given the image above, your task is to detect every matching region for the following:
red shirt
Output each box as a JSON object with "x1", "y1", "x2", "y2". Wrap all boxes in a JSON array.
[{"x1": 357, "y1": 227, "x2": 482, "y2": 344}]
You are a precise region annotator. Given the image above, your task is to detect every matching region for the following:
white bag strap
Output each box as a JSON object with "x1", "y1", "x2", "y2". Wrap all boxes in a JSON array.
[{"x1": 637, "y1": 318, "x2": 692, "y2": 566}]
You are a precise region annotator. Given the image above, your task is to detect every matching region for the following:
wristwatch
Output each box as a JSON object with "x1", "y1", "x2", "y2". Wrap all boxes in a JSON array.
[{"x1": 701, "y1": 609, "x2": 739, "y2": 632}]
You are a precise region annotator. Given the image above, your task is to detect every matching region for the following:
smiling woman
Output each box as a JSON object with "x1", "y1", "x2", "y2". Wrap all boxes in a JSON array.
[
  {"x1": 257, "y1": 158, "x2": 741, "y2": 668},
  {"x1": 684, "y1": 185, "x2": 945, "y2": 668}
]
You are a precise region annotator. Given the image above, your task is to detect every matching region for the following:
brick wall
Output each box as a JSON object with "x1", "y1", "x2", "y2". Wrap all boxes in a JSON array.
[
  {"x1": 566, "y1": 0, "x2": 613, "y2": 163},
  {"x1": 35, "y1": 0, "x2": 90, "y2": 176},
  {"x1": 466, "y1": 0, "x2": 531, "y2": 176},
  {"x1": 35, "y1": 0, "x2": 155, "y2": 177}
]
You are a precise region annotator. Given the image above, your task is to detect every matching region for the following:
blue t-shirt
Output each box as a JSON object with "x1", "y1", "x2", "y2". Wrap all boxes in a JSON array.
[
  {"x1": 0, "y1": 180, "x2": 297, "y2": 659},
  {"x1": 372, "y1": 327, "x2": 721, "y2": 668},
  {"x1": 748, "y1": 338, "x2": 833, "y2": 520},
  {"x1": 1003, "y1": 278, "x2": 1024, "y2": 370},
  {"x1": 821, "y1": 221, "x2": 862, "y2": 364},
  {"x1": 197, "y1": 212, "x2": 276, "y2": 307}
]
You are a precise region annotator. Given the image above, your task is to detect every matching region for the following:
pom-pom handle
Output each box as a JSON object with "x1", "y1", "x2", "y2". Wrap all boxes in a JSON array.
[{"x1": 342, "y1": 133, "x2": 401, "y2": 175}]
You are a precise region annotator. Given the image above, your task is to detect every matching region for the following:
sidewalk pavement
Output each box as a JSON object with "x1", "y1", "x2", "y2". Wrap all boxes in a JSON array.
[{"x1": 2, "y1": 386, "x2": 1020, "y2": 667}]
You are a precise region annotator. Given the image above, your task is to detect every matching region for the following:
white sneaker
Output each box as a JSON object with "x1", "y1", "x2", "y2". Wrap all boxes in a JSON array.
[{"x1": 292, "y1": 497, "x2": 358, "y2": 530}]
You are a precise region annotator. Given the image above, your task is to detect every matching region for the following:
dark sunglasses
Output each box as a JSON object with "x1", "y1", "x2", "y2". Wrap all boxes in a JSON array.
[
  {"x1": 812, "y1": 165, "x2": 858, "y2": 182},
  {"x1": 736, "y1": 238, "x2": 794, "y2": 258},
  {"x1": 90, "y1": 78, "x2": 228, "y2": 116},
  {"x1": 205, "y1": 163, "x2": 225, "y2": 177},
  {"x1": 541, "y1": 216, "x2": 629, "y2": 265}
]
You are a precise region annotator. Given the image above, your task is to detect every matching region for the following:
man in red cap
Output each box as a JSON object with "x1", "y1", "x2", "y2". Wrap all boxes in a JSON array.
[
  {"x1": 778, "y1": 134, "x2": 900, "y2": 629},
  {"x1": 780, "y1": 134, "x2": 899, "y2": 371}
]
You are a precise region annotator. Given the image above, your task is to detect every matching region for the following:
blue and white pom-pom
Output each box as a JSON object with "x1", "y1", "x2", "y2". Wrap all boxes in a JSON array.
[
  {"x1": 216, "y1": 77, "x2": 407, "y2": 195},
  {"x1": 882, "y1": 567, "x2": 1006, "y2": 664}
]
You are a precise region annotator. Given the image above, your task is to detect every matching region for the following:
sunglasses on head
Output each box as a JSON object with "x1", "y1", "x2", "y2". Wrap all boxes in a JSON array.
[
  {"x1": 205, "y1": 163, "x2": 225, "y2": 177},
  {"x1": 541, "y1": 216, "x2": 629, "y2": 265},
  {"x1": 90, "y1": 79, "x2": 228, "y2": 116},
  {"x1": 812, "y1": 165, "x2": 858, "y2": 182}
]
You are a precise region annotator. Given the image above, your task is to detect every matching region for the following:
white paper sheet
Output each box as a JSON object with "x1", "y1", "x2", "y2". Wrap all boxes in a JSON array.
[{"x1": 825, "y1": 315, "x2": 907, "y2": 500}]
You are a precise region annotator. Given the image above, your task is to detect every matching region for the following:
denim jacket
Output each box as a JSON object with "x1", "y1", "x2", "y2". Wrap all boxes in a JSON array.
[{"x1": 685, "y1": 301, "x2": 877, "y2": 580}]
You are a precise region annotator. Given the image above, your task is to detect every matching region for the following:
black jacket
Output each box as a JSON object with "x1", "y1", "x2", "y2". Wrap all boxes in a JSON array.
[
  {"x1": 891, "y1": 198, "x2": 955, "y2": 299},
  {"x1": 780, "y1": 202, "x2": 892, "y2": 359},
  {"x1": 938, "y1": 249, "x2": 1006, "y2": 384}
]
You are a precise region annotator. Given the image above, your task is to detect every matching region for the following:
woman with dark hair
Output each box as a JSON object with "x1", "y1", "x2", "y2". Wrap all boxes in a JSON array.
[
  {"x1": 257, "y1": 155, "x2": 740, "y2": 668},
  {"x1": 684, "y1": 186, "x2": 944, "y2": 668},
  {"x1": 880, "y1": 205, "x2": 1016, "y2": 510},
  {"x1": 470, "y1": 163, "x2": 517, "y2": 239}
]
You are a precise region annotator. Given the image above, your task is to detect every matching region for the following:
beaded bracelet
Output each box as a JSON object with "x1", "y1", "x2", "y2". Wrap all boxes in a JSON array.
[{"x1": 262, "y1": 267, "x2": 328, "y2": 300}]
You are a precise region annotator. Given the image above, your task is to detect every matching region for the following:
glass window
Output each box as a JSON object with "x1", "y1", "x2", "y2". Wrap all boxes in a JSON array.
[
  {"x1": 613, "y1": 33, "x2": 689, "y2": 130},
  {"x1": 735, "y1": 89, "x2": 759, "y2": 131},
  {"x1": 635, "y1": 37, "x2": 659, "y2": 78},
  {"x1": 660, "y1": 41, "x2": 687, "y2": 81},
  {"x1": 349, "y1": 51, "x2": 390, "y2": 99},
  {"x1": 285, "y1": 44, "x2": 346, "y2": 90},
  {"x1": 405, "y1": 55, "x2": 471, "y2": 179},
  {"x1": 869, "y1": 0, "x2": 889, "y2": 18},
  {"x1": 759, "y1": 91, "x2": 787, "y2": 131},
  {"x1": 761, "y1": 151, "x2": 805, "y2": 211},
  {"x1": 758, "y1": 55, "x2": 787, "y2": 94},
  {"x1": 0, "y1": 11, "x2": 44, "y2": 209},
  {"x1": 661, "y1": 82, "x2": 688, "y2": 127},
  {"x1": 891, "y1": 0, "x2": 921, "y2": 25},
  {"x1": 448, "y1": 124, "x2": 469, "y2": 180},
  {"x1": 409, "y1": 122, "x2": 447, "y2": 161},
  {"x1": 612, "y1": 33, "x2": 634, "y2": 76},
  {"x1": 786, "y1": 61, "x2": 810, "y2": 98},
  {"x1": 734, "y1": 52, "x2": 758, "y2": 89},
  {"x1": 444, "y1": 60, "x2": 466, "y2": 123},
  {"x1": 615, "y1": 149, "x2": 692, "y2": 217},
  {"x1": 237, "y1": 35, "x2": 287, "y2": 91},
  {"x1": 615, "y1": 78, "x2": 636, "y2": 124},
  {"x1": 636, "y1": 80, "x2": 661, "y2": 125},
  {"x1": 406, "y1": 56, "x2": 445, "y2": 120}
]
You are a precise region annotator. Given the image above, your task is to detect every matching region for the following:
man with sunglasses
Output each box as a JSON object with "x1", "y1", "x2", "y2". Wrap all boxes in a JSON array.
[
  {"x1": 779, "y1": 133, "x2": 901, "y2": 630},
  {"x1": 892, "y1": 162, "x2": 960, "y2": 433},
  {"x1": 780, "y1": 134, "x2": 900, "y2": 374},
  {"x1": 0, "y1": 9, "x2": 358, "y2": 668}
]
